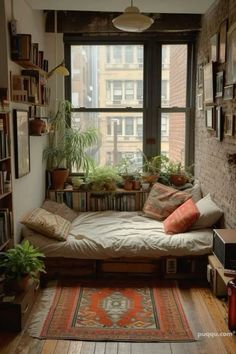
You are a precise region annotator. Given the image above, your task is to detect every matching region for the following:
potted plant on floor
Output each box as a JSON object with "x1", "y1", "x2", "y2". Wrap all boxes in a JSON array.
[
  {"x1": 0, "y1": 240, "x2": 46, "y2": 292},
  {"x1": 43, "y1": 100, "x2": 98, "y2": 189}
]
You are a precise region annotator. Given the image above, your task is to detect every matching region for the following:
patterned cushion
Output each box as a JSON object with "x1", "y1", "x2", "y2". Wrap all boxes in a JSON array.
[
  {"x1": 164, "y1": 198, "x2": 200, "y2": 234},
  {"x1": 21, "y1": 208, "x2": 71, "y2": 241},
  {"x1": 42, "y1": 199, "x2": 78, "y2": 222},
  {"x1": 143, "y1": 183, "x2": 191, "y2": 221}
]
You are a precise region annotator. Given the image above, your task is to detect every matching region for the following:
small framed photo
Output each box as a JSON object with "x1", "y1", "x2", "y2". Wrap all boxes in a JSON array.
[
  {"x1": 224, "y1": 114, "x2": 235, "y2": 136},
  {"x1": 197, "y1": 63, "x2": 204, "y2": 88},
  {"x1": 215, "y1": 71, "x2": 224, "y2": 98},
  {"x1": 210, "y1": 33, "x2": 219, "y2": 62},
  {"x1": 13, "y1": 109, "x2": 30, "y2": 178},
  {"x1": 197, "y1": 93, "x2": 203, "y2": 110},
  {"x1": 215, "y1": 106, "x2": 223, "y2": 141},
  {"x1": 223, "y1": 84, "x2": 234, "y2": 100},
  {"x1": 205, "y1": 106, "x2": 215, "y2": 129},
  {"x1": 204, "y1": 63, "x2": 214, "y2": 103},
  {"x1": 227, "y1": 23, "x2": 236, "y2": 84},
  {"x1": 219, "y1": 20, "x2": 227, "y2": 63}
]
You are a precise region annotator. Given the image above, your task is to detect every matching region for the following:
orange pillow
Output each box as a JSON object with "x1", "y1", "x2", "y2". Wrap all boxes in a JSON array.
[
  {"x1": 164, "y1": 198, "x2": 200, "y2": 234},
  {"x1": 143, "y1": 183, "x2": 191, "y2": 221}
]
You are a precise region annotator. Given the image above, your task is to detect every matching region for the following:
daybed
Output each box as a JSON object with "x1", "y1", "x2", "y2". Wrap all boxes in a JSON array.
[{"x1": 21, "y1": 183, "x2": 223, "y2": 279}]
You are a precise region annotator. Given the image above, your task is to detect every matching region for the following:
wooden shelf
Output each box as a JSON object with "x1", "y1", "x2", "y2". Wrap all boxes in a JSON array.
[{"x1": 12, "y1": 59, "x2": 47, "y2": 76}]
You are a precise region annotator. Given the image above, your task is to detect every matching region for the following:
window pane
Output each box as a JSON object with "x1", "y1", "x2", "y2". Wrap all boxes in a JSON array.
[
  {"x1": 71, "y1": 112, "x2": 143, "y2": 170},
  {"x1": 160, "y1": 112, "x2": 185, "y2": 164},
  {"x1": 161, "y1": 44, "x2": 187, "y2": 108},
  {"x1": 71, "y1": 45, "x2": 144, "y2": 108}
]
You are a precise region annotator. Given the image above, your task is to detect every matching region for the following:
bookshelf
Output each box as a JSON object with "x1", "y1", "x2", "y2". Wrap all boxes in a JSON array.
[
  {"x1": 0, "y1": 112, "x2": 13, "y2": 250},
  {"x1": 47, "y1": 189, "x2": 150, "y2": 212}
]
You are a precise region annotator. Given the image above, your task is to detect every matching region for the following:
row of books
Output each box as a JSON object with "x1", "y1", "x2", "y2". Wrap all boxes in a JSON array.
[
  {"x1": 0, "y1": 208, "x2": 12, "y2": 249},
  {"x1": 47, "y1": 190, "x2": 150, "y2": 212},
  {"x1": 10, "y1": 34, "x2": 48, "y2": 72},
  {"x1": 0, "y1": 170, "x2": 11, "y2": 195},
  {"x1": 12, "y1": 70, "x2": 50, "y2": 105},
  {"x1": 0, "y1": 117, "x2": 9, "y2": 160}
]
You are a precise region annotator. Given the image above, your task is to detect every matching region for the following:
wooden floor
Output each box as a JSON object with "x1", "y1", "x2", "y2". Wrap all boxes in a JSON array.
[{"x1": 0, "y1": 280, "x2": 235, "y2": 354}]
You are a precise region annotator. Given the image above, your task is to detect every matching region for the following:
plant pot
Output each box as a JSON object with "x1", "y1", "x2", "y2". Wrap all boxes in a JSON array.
[
  {"x1": 170, "y1": 174, "x2": 188, "y2": 186},
  {"x1": 6, "y1": 275, "x2": 31, "y2": 293},
  {"x1": 52, "y1": 168, "x2": 69, "y2": 189},
  {"x1": 133, "y1": 180, "x2": 141, "y2": 190},
  {"x1": 105, "y1": 181, "x2": 117, "y2": 191},
  {"x1": 142, "y1": 174, "x2": 159, "y2": 185},
  {"x1": 123, "y1": 179, "x2": 133, "y2": 190}
]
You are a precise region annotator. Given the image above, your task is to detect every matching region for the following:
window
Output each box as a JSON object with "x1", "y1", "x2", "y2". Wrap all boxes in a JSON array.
[{"x1": 67, "y1": 41, "x2": 194, "y2": 172}]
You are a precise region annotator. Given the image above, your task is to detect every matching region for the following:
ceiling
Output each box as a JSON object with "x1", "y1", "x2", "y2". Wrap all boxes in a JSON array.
[{"x1": 25, "y1": 0, "x2": 216, "y2": 14}]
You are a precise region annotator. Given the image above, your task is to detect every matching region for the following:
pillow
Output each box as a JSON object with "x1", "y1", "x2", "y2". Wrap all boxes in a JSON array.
[
  {"x1": 184, "y1": 183, "x2": 202, "y2": 203},
  {"x1": 21, "y1": 208, "x2": 71, "y2": 241},
  {"x1": 190, "y1": 194, "x2": 223, "y2": 229},
  {"x1": 42, "y1": 199, "x2": 78, "y2": 222},
  {"x1": 143, "y1": 183, "x2": 191, "y2": 221},
  {"x1": 164, "y1": 198, "x2": 200, "y2": 234}
]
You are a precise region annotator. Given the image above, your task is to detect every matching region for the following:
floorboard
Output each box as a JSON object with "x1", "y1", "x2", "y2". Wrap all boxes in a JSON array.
[{"x1": 0, "y1": 280, "x2": 235, "y2": 354}]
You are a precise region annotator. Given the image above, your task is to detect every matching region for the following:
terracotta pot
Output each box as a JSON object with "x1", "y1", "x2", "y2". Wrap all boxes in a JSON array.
[
  {"x1": 123, "y1": 179, "x2": 133, "y2": 190},
  {"x1": 142, "y1": 174, "x2": 159, "y2": 185},
  {"x1": 52, "y1": 168, "x2": 69, "y2": 189},
  {"x1": 29, "y1": 118, "x2": 44, "y2": 135},
  {"x1": 133, "y1": 180, "x2": 141, "y2": 190},
  {"x1": 6, "y1": 275, "x2": 30, "y2": 293},
  {"x1": 170, "y1": 174, "x2": 188, "y2": 186}
]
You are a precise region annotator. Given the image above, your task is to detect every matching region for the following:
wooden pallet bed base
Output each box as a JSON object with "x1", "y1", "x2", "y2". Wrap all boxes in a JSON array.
[{"x1": 41, "y1": 255, "x2": 208, "y2": 281}]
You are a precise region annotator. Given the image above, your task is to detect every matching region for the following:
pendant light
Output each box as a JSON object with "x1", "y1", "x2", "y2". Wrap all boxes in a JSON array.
[{"x1": 112, "y1": 0, "x2": 154, "y2": 33}]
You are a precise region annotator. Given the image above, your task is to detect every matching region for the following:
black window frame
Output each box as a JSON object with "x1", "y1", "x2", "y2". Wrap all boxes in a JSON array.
[{"x1": 64, "y1": 33, "x2": 196, "y2": 170}]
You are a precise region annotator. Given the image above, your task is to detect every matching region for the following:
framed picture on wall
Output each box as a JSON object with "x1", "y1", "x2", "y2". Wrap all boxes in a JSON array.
[
  {"x1": 227, "y1": 23, "x2": 236, "y2": 84},
  {"x1": 224, "y1": 114, "x2": 235, "y2": 136},
  {"x1": 215, "y1": 71, "x2": 224, "y2": 97},
  {"x1": 205, "y1": 106, "x2": 215, "y2": 129},
  {"x1": 13, "y1": 109, "x2": 30, "y2": 178},
  {"x1": 219, "y1": 20, "x2": 228, "y2": 63},
  {"x1": 204, "y1": 63, "x2": 214, "y2": 103},
  {"x1": 215, "y1": 106, "x2": 223, "y2": 141}
]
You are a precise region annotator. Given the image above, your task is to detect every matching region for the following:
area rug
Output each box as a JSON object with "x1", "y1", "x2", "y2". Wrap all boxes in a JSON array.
[{"x1": 28, "y1": 280, "x2": 195, "y2": 342}]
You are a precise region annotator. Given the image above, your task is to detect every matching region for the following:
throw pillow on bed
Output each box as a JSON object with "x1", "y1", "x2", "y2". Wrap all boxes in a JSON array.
[
  {"x1": 42, "y1": 199, "x2": 78, "y2": 222},
  {"x1": 21, "y1": 208, "x2": 71, "y2": 241},
  {"x1": 190, "y1": 194, "x2": 223, "y2": 229},
  {"x1": 164, "y1": 198, "x2": 200, "y2": 234},
  {"x1": 143, "y1": 182, "x2": 191, "y2": 221}
]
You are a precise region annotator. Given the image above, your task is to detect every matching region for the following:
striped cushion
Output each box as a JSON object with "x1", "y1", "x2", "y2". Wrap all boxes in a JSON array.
[
  {"x1": 21, "y1": 208, "x2": 71, "y2": 241},
  {"x1": 143, "y1": 183, "x2": 191, "y2": 221},
  {"x1": 164, "y1": 198, "x2": 200, "y2": 234}
]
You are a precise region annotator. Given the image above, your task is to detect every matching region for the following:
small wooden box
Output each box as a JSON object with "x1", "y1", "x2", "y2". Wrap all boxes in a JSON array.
[{"x1": 0, "y1": 281, "x2": 39, "y2": 331}]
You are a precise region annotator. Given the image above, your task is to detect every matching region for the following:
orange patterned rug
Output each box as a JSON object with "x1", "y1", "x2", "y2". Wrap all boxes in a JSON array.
[{"x1": 28, "y1": 280, "x2": 195, "y2": 342}]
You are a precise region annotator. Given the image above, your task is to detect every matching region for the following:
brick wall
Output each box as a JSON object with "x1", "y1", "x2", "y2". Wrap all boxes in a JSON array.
[{"x1": 196, "y1": 0, "x2": 236, "y2": 227}]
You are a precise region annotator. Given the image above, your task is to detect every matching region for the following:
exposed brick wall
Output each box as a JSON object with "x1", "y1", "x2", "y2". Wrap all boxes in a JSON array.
[{"x1": 196, "y1": 0, "x2": 236, "y2": 228}]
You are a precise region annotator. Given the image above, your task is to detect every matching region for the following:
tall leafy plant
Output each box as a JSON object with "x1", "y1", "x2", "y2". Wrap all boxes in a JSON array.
[{"x1": 43, "y1": 100, "x2": 98, "y2": 175}]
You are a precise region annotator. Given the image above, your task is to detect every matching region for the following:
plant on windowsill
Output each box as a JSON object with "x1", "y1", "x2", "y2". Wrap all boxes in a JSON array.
[
  {"x1": 43, "y1": 100, "x2": 98, "y2": 189},
  {"x1": 116, "y1": 156, "x2": 142, "y2": 190},
  {"x1": 0, "y1": 240, "x2": 46, "y2": 293},
  {"x1": 167, "y1": 161, "x2": 193, "y2": 187},
  {"x1": 141, "y1": 154, "x2": 169, "y2": 185},
  {"x1": 88, "y1": 166, "x2": 122, "y2": 191}
]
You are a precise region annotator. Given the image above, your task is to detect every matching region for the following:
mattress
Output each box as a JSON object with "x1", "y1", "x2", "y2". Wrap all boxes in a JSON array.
[{"x1": 22, "y1": 211, "x2": 213, "y2": 259}]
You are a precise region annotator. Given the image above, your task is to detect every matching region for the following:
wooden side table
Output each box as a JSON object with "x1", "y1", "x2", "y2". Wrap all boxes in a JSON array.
[{"x1": 0, "y1": 280, "x2": 39, "y2": 331}]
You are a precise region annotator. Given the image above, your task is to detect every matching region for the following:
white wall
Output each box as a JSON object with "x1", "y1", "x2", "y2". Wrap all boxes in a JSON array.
[{"x1": 3, "y1": 0, "x2": 49, "y2": 242}]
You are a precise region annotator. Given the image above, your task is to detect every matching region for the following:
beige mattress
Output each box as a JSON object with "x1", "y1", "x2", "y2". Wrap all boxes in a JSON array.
[{"x1": 22, "y1": 211, "x2": 213, "y2": 259}]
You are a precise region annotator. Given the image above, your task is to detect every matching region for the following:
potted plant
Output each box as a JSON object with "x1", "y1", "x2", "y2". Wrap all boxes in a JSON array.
[
  {"x1": 116, "y1": 156, "x2": 142, "y2": 190},
  {"x1": 43, "y1": 100, "x2": 98, "y2": 189},
  {"x1": 0, "y1": 240, "x2": 46, "y2": 292},
  {"x1": 141, "y1": 154, "x2": 169, "y2": 185},
  {"x1": 88, "y1": 166, "x2": 122, "y2": 191},
  {"x1": 167, "y1": 161, "x2": 193, "y2": 187}
]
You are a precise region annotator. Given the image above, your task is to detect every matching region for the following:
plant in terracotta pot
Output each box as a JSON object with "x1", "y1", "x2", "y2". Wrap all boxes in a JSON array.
[
  {"x1": 116, "y1": 156, "x2": 142, "y2": 190},
  {"x1": 0, "y1": 240, "x2": 46, "y2": 293},
  {"x1": 141, "y1": 154, "x2": 169, "y2": 185},
  {"x1": 43, "y1": 100, "x2": 98, "y2": 189},
  {"x1": 167, "y1": 161, "x2": 193, "y2": 187}
]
